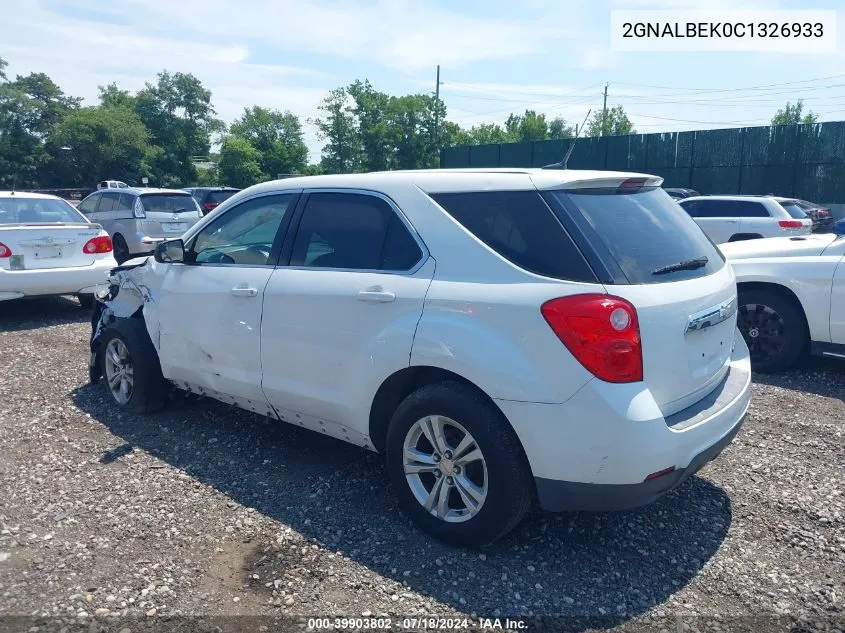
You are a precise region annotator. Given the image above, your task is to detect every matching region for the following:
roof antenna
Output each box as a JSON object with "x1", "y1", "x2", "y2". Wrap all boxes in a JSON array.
[{"x1": 543, "y1": 109, "x2": 591, "y2": 170}]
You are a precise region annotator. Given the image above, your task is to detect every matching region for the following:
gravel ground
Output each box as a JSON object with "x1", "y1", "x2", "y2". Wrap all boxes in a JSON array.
[{"x1": 0, "y1": 297, "x2": 843, "y2": 633}]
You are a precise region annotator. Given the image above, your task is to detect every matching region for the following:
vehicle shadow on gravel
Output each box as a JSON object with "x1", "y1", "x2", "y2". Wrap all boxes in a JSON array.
[
  {"x1": 0, "y1": 296, "x2": 91, "y2": 332},
  {"x1": 752, "y1": 356, "x2": 845, "y2": 401},
  {"x1": 72, "y1": 383, "x2": 733, "y2": 626}
]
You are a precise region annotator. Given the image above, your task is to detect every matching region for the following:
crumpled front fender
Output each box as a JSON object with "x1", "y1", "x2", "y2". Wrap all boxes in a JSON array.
[{"x1": 88, "y1": 257, "x2": 164, "y2": 383}]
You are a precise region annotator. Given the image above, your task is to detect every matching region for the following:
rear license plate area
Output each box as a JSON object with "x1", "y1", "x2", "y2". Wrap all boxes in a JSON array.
[
  {"x1": 686, "y1": 325, "x2": 732, "y2": 379},
  {"x1": 163, "y1": 223, "x2": 187, "y2": 233},
  {"x1": 34, "y1": 248, "x2": 62, "y2": 259}
]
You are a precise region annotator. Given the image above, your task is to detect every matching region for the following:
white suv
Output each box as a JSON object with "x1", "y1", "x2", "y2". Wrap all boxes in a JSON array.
[
  {"x1": 678, "y1": 195, "x2": 812, "y2": 244},
  {"x1": 89, "y1": 170, "x2": 751, "y2": 546}
]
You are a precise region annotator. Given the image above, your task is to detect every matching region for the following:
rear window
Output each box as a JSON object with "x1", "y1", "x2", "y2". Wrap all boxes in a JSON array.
[
  {"x1": 140, "y1": 194, "x2": 199, "y2": 213},
  {"x1": 548, "y1": 187, "x2": 725, "y2": 284},
  {"x1": 207, "y1": 190, "x2": 239, "y2": 205},
  {"x1": 0, "y1": 198, "x2": 88, "y2": 225},
  {"x1": 779, "y1": 202, "x2": 808, "y2": 219},
  {"x1": 430, "y1": 191, "x2": 597, "y2": 282}
]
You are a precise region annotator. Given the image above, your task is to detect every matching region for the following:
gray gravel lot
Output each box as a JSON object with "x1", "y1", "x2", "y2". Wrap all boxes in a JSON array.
[{"x1": 0, "y1": 297, "x2": 843, "y2": 632}]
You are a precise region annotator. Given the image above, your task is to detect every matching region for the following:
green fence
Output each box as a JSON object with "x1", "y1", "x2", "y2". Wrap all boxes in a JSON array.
[{"x1": 440, "y1": 121, "x2": 845, "y2": 203}]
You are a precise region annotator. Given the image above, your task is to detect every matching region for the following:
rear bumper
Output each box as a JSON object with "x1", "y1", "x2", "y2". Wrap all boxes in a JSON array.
[
  {"x1": 0, "y1": 258, "x2": 115, "y2": 300},
  {"x1": 496, "y1": 329, "x2": 751, "y2": 512},
  {"x1": 534, "y1": 409, "x2": 746, "y2": 511}
]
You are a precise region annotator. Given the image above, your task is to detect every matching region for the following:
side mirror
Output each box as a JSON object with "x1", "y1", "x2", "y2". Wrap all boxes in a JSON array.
[
  {"x1": 834, "y1": 218, "x2": 845, "y2": 237},
  {"x1": 154, "y1": 239, "x2": 185, "y2": 263}
]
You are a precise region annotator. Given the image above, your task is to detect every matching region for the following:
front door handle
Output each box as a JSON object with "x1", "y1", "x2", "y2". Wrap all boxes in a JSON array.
[
  {"x1": 231, "y1": 286, "x2": 258, "y2": 297},
  {"x1": 357, "y1": 286, "x2": 396, "y2": 303}
]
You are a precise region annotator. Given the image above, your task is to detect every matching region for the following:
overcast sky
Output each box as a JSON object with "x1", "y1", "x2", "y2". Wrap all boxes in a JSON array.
[{"x1": 4, "y1": 0, "x2": 845, "y2": 161}]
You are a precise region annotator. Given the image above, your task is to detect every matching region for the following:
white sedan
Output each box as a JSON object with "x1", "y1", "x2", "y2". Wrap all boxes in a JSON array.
[
  {"x1": 0, "y1": 192, "x2": 117, "y2": 307},
  {"x1": 720, "y1": 222, "x2": 845, "y2": 372}
]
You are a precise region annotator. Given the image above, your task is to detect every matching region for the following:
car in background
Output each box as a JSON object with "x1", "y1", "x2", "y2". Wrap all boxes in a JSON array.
[
  {"x1": 664, "y1": 188, "x2": 701, "y2": 200},
  {"x1": 720, "y1": 223, "x2": 845, "y2": 372},
  {"x1": 90, "y1": 169, "x2": 750, "y2": 546},
  {"x1": 77, "y1": 188, "x2": 202, "y2": 264},
  {"x1": 785, "y1": 199, "x2": 835, "y2": 233},
  {"x1": 0, "y1": 192, "x2": 115, "y2": 308},
  {"x1": 183, "y1": 187, "x2": 241, "y2": 215},
  {"x1": 678, "y1": 195, "x2": 812, "y2": 244},
  {"x1": 97, "y1": 180, "x2": 130, "y2": 190}
]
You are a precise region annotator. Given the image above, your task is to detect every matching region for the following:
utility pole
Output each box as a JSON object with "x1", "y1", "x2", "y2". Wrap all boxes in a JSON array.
[{"x1": 601, "y1": 83, "x2": 608, "y2": 137}]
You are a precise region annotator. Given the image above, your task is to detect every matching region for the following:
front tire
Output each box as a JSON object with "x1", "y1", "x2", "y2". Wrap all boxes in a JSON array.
[
  {"x1": 386, "y1": 381, "x2": 533, "y2": 547},
  {"x1": 99, "y1": 319, "x2": 169, "y2": 413},
  {"x1": 737, "y1": 289, "x2": 807, "y2": 372},
  {"x1": 77, "y1": 294, "x2": 94, "y2": 309}
]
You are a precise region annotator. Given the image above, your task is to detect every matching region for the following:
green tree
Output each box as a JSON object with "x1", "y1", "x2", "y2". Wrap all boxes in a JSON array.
[
  {"x1": 771, "y1": 100, "x2": 817, "y2": 126},
  {"x1": 466, "y1": 123, "x2": 509, "y2": 145},
  {"x1": 0, "y1": 69, "x2": 79, "y2": 187},
  {"x1": 229, "y1": 106, "x2": 308, "y2": 178},
  {"x1": 548, "y1": 117, "x2": 574, "y2": 139},
  {"x1": 42, "y1": 106, "x2": 149, "y2": 187},
  {"x1": 98, "y1": 83, "x2": 137, "y2": 110},
  {"x1": 218, "y1": 136, "x2": 264, "y2": 188},
  {"x1": 134, "y1": 71, "x2": 223, "y2": 186},
  {"x1": 388, "y1": 93, "x2": 444, "y2": 170},
  {"x1": 347, "y1": 80, "x2": 393, "y2": 172},
  {"x1": 586, "y1": 105, "x2": 635, "y2": 137},
  {"x1": 505, "y1": 109, "x2": 549, "y2": 142},
  {"x1": 314, "y1": 87, "x2": 364, "y2": 174},
  {"x1": 0, "y1": 56, "x2": 7, "y2": 81}
]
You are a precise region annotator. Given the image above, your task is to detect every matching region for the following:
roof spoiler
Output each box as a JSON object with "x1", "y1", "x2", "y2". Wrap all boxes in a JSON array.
[{"x1": 542, "y1": 110, "x2": 592, "y2": 170}]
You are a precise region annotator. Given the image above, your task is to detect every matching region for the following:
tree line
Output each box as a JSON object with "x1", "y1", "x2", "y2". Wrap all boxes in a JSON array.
[{"x1": 0, "y1": 55, "x2": 816, "y2": 191}]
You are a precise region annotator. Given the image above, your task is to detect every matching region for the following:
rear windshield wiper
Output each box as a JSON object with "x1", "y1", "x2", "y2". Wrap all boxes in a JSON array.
[{"x1": 652, "y1": 256, "x2": 708, "y2": 275}]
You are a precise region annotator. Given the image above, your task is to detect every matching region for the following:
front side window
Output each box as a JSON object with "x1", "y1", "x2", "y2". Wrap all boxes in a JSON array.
[
  {"x1": 289, "y1": 192, "x2": 421, "y2": 271},
  {"x1": 190, "y1": 194, "x2": 294, "y2": 266},
  {"x1": 77, "y1": 195, "x2": 99, "y2": 214}
]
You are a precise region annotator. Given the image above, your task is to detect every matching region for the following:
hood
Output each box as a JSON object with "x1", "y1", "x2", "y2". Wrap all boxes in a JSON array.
[{"x1": 719, "y1": 234, "x2": 839, "y2": 260}]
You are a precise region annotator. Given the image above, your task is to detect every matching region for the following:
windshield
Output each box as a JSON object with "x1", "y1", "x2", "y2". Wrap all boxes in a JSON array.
[
  {"x1": 548, "y1": 187, "x2": 725, "y2": 284},
  {"x1": 207, "y1": 190, "x2": 239, "y2": 205},
  {"x1": 0, "y1": 197, "x2": 88, "y2": 225},
  {"x1": 140, "y1": 194, "x2": 199, "y2": 213}
]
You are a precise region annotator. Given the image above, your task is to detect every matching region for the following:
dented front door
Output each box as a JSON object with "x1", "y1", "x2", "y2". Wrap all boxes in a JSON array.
[{"x1": 154, "y1": 193, "x2": 296, "y2": 412}]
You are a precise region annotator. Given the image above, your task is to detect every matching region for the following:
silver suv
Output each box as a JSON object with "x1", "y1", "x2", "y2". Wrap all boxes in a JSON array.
[{"x1": 77, "y1": 188, "x2": 202, "y2": 263}]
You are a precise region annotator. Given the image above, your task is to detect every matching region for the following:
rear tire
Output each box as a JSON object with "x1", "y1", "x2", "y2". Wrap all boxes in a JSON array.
[
  {"x1": 99, "y1": 318, "x2": 169, "y2": 413},
  {"x1": 737, "y1": 289, "x2": 807, "y2": 372},
  {"x1": 113, "y1": 234, "x2": 130, "y2": 264},
  {"x1": 386, "y1": 381, "x2": 533, "y2": 547}
]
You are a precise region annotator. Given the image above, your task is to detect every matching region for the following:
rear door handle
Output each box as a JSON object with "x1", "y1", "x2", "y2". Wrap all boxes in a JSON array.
[
  {"x1": 357, "y1": 286, "x2": 396, "y2": 303},
  {"x1": 231, "y1": 286, "x2": 258, "y2": 297}
]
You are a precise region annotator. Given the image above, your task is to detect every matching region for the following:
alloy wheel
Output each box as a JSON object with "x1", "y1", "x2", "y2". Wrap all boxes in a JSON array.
[
  {"x1": 402, "y1": 415, "x2": 488, "y2": 523},
  {"x1": 103, "y1": 338, "x2": 134, "y2": 405}
]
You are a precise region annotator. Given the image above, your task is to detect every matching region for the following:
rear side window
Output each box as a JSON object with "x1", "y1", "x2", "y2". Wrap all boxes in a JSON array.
[
  {"x1": 430, "y1": 191, "x2": 596, "y2": 282},
  {"x1": 97, "y1": 192, "x2": 119, "y2": 212},
  {"x1": 779, "y1": 202, "x2": 808, "y2": 219},
  {"x1": 548, "y1": 187, "x2": 725, "y2": 284},
  {"x1": 290, "y1": 192, "x2": 421, "y2": 271},
  {"x1": 117, "y1": 193, "x2": 135, "y2": 211}
]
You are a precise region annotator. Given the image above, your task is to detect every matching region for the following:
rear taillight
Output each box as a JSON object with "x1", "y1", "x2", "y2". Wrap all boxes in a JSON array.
[
  {"x1": 818, "y1": 209, "x2": 830, "y2": 217},
  {"x1": 0, "y1": 242, "x2": 10, "y2": 258},
  {"x1": 779, "y1": 220, "x2": 804, "y2": 228},
  {"x1": 203, "y1": 202, "x2": 218, "y2": 211},
  {"x1": 541, "y1": 294, "x2": 643, "y2": 383},
  {"x1": 83, "y1": 236, "x2": 113, "y2": 254}
]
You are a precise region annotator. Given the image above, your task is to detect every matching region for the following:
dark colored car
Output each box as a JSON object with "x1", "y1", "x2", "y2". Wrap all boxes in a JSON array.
[
  {"x1": 664, "y1": 188, "x2": 701, "y2": 200},
  {"x1": 792, "y1": 199, "x2": 835, "y2": 233},
  {"x1": 183, "y1": 187, "x2": 241, "y2": 215}
]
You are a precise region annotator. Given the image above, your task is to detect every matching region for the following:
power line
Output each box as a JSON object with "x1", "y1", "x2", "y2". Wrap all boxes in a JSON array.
[
  {"x1": 613, "y1": 73, "x2": 845, "y2": 95},
  {"x1": 441, "y1": 81, "x2": 604, "y2": 100}
]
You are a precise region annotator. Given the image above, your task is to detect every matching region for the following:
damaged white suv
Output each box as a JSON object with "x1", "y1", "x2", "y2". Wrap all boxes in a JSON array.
[{"x1": 89, "y1": 170, "x2": 751, "y2": 546}]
